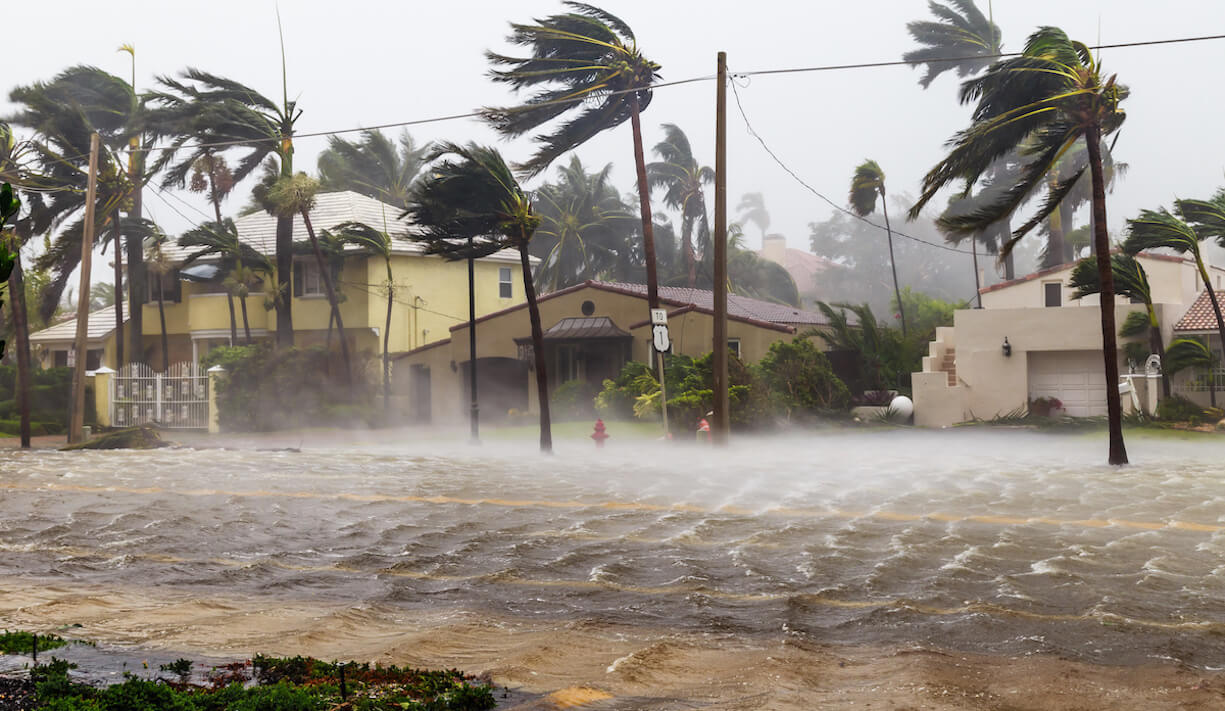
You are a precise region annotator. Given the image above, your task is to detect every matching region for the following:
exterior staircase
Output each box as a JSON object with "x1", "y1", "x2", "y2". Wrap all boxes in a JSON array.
[{"x1": 940, "y1": 348, "x2": 957, "y2": 385}]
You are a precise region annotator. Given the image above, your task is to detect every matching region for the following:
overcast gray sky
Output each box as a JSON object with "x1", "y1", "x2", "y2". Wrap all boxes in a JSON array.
[{"x1": 7, "y1": 0, "x2": 1225, "y2": 275}]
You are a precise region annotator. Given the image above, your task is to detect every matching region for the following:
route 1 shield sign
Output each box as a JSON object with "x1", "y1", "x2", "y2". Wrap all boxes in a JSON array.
[{"x1": 652, "y1": 324, "x2": 671, "y2": 353}]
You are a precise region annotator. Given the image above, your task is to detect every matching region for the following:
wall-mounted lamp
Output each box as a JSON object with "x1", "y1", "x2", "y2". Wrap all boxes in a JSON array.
[{"x1": 1002, "y1": 337, "x2": 1012, "y2": 357}]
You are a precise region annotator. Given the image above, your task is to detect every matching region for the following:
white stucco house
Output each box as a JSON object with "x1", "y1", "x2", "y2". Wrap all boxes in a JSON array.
[{"x1": 913, "y1": 253, "x2": 1225, "y2": 426}]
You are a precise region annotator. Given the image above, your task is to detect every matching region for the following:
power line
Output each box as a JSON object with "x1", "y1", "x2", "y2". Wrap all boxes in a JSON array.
[{"x1": 727, "y1": 76, "x2": 973, "y2": 255}]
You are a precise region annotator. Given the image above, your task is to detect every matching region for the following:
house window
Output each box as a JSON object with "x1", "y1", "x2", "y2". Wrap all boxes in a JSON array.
[
  {"x1": 53, "y1": 350, "x2": 69, "y2": 367},
  {"x1": 1044, "y1": 282, "x2": 1062, "y2": 307},
  {"x1": 293, "y1": 259, "x2": 326, "y2": 297},
  {"x1": 499, "y1": 267, "x2": 513, "y2": 299},
  {"x1": 728, "y1": 339, "x2": 741, "y2": 359},
  {"x1": 556, "y1": 344, "x2": 579, "y2": 383},
  {"x1": 147, "y1": 270, "x2": 181, "y2": 303}
]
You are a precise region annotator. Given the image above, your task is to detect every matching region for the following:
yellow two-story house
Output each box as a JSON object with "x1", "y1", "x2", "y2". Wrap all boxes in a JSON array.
[{"x1": 31, "y1": 191, "x2": 531, "y2": 371}]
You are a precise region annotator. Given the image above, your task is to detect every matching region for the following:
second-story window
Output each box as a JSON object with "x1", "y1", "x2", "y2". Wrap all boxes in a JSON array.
[
  {"x1": 499, "y1": 267, "x2": 513, "y2": 299},
  {"x1": 1043, "y1": 282, "x2": 1062, "y2": 307}
]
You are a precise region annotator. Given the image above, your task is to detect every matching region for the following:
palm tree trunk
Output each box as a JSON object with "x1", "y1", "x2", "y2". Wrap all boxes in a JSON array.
[
  {"x1": 275, "y1": 214, "x2": 294, "y2": 348},
  {"x1": 126, "y1": 172, "x2": 145, "y2": 367},
  {"x1": 112, "y1": 211, "x2": 125, "y2": 369},
  {"x1": 9, "y1": 249, "x2": 32, "y2": 448},
  {"x1": 629, "y1": 92, "x2": 660, "y2": 312},
  {"x1": 301, "y1": 210, "x2": 352, "y2": 385},
  {"x1": 240, "y1": 296, "x2": 251, "y2": 344},
  {"x1": 971, "y1": 237, "x2": 982, "y2": 308},
  {"x1": 1045, "y1": 204, "x2": 1066, "y2": 269},
  {"x1": 682, "y1": 213, "x2": 697, "y2": 288},
  {"x1": 520, "y1": 238, "x2": 552, "y2": 453},
  {"x1": 467, "y1": 243, "x2": 479, "y2": 442},
  {"x1": 226, "y1": 293, "x2": 238, "y2": 345},
  {"x1": 383, "y1": 258, "x2": 393, "y2": 415},
  {"x1": 1085, "y1": 125, "x2": 1128, "y2": 465},
  {"x1": 157, "y1": 290, "x2": 168, "y2": 374},
  {"x1": 880, "y1": 197, "x2": 907, "y2": 336}
]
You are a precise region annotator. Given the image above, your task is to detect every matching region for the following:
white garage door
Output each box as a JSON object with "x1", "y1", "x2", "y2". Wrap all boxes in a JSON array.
[{"x1": 1028, "y1": 351, "x2": 1108, "y2": 417}]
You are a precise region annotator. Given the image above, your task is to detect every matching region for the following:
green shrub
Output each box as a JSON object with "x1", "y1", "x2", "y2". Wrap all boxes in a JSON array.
[
  {"x1": 203, "y1": 344, "x2": 374, "y2": 432},
  {"x1": 756, "y1": 338, "x2": 851, "y2": 418},
  {"x1": 594, "y1": 361, "x2": 657, "y2": 420},
  {"x1": 1156, "y1": 394, "x2": 1205, "y2": 422},
  {"x1": 550, "y1": 379, "x2": 598, "y2": 421}
]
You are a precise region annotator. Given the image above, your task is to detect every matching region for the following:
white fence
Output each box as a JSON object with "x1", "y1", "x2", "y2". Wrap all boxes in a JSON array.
[{"x1": 111, "y1": 362, "x2": 210, "y2": 429}]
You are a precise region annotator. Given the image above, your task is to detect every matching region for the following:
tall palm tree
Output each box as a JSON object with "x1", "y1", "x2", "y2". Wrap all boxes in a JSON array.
[
  {"x1": 482, "y1": 3, "x2": 663, "y2": 312},
  {"x1": 317, "y1": 129, "x2": 430, "y2": 210},
  {"x1": 0, "y1": 124, "x2": 38, "y2": 448},
  {"x1": 405, "y1": 143, "x2": 552, "y2": 453},
  {"x1": 910, "y1": 27, "x2": 1130, "y2": 465},
  {"x1": 1068, "y1": 253, "x2": 1168, "y2": 395},
  {"x1": 532, "y1": 155, "x2": 636, "y2": 291},
  {"x1": 736, "y1": 193, "x2": 770, "y2": 239},
  {"x1": 903, "y1": 0, "x2": 1001, "y2": 88},
  {"x1": 268, "y1": 173, "x2": 353, "y2": 381},
  {"x1": 849, "y1": 159, "x2": 907, "y2": 335},
  {"x1": 329, "y1": 220, "x2": 396, "y2": 412},
  {"x1": 149, "y1": 68, "x2": 302, "y2": 347},
  {"x1": 647, "y1": 124, "x2": 713, "y2": 288},
  {"x1": 1122, "y1": 207, "x2": 1225, "y2": 373}
]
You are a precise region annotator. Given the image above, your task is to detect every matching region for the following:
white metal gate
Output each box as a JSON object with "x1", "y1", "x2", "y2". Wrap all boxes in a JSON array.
[{"x1": 112, "y1": 362, "x2": 209, "y2": 429}]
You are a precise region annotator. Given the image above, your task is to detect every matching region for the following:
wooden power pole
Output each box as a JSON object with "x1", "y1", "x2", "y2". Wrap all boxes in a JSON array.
[
  {"x1": 68, "y1": 133, "x2": 101, "y2": 444},
  {"x1": 712, "y1": 52, "x2": 730, "y2": 443}
]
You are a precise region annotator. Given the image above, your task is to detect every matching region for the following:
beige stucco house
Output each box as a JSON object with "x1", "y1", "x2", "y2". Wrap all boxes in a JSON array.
[
  {"x1": 392, "y1": 281, "x2": 840, "y2": 423},
  {"x1": 913, "y1": 253, "x2": 1225, "y2": 426}
]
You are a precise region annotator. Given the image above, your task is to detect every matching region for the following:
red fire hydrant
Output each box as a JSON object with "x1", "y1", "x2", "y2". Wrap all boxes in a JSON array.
[
  {"x1": 697, "y1": 417, "x2": 711, "y2": 442},
  {"x1": 591, "y1": 418, "x2": 610, "y2": 448}
]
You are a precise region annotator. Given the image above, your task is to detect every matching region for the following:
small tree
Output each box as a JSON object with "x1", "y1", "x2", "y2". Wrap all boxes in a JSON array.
[
  {"x1": 757, "y1": 338, "x2": 851, "y2": 419},
  {"x1": 405, "y1": 143, "x2": 551, "y2": 452},
  {"x1": 1164, "y1": 338, "x2": 1216, "y2": 408}
]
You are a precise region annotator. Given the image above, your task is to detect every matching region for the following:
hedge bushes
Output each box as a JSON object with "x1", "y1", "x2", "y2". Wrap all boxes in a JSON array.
[
  {"x1": 201, "y1": 344, "x2": 374, "y2": 432},
  {"x1": 0, "y1": 365, "x2": 92, "y2": 431}
]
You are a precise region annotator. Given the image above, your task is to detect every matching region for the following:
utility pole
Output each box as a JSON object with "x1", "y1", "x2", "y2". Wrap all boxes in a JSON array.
[
  {"x1": 712, "y1": 52, "x2": 730, "y2": 443},
  {"x1": 68, "y1": 133, "x2": 101, "y2": 444}
]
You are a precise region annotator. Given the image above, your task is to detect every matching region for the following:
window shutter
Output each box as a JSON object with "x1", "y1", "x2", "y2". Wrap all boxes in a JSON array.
[{"x1": 293, "y1": 261, "x2": 303, "y2": 297}]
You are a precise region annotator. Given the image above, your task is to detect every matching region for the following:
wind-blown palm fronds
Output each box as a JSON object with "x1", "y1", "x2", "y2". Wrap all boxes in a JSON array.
[
  {"x1": 483, "y1": 2, "x2": 664, "y2": 313},
  {"x1": 647, "y1": 124, "x2": 712, "y2": 288},
  {"x1": 1164, "y1": 337, "x2": 1217, "y2": 408},
  {"x1": 903, "y1": 0, "x2": 1002, "y2": 89},
  {"x1": 317, "y1": 129, "x2": 430, "y2": 210},
  {"x1": 405, "y1": 143, "x2": 551, "y2": 452}
]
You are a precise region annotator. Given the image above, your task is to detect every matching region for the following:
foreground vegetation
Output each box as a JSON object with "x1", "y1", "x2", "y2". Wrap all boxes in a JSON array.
[{"x1": 3, "y1": 649, "x2": 497, "y2": 711}]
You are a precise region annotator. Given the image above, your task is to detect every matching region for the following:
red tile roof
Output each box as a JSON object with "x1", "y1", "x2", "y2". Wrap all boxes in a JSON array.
[{"x1": 1174, "y1": 289, "x2": 1224, "y2": 331}]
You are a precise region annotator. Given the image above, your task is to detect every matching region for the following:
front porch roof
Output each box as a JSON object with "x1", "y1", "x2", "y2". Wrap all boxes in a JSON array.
[
  {"x1": 513, "y1": 316, "x2": 631, "y2": 345},
  {"x1": 29, "y1": 305, "x2": 126, "y2": 345}
]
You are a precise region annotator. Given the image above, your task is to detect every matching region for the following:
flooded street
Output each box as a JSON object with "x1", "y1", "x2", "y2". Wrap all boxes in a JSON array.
[{"x1": 4, "y1": 428, "x2": 1225, "y2": 708}]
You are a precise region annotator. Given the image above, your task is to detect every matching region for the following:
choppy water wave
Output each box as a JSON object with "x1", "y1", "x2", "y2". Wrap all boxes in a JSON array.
[{"x1": 5, "y1": 429, "x2": 1225, "y2": 666}]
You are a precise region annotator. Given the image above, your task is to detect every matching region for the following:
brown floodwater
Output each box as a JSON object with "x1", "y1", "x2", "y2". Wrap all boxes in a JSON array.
[{"x1": 4, "y1": 429, "x2": 1225, "y2": 705}]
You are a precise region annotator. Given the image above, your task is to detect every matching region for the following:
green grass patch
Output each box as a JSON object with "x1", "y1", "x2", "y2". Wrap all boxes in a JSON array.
[{"x1": 0, "y1": 630, "x2": 69, "y2": 654}]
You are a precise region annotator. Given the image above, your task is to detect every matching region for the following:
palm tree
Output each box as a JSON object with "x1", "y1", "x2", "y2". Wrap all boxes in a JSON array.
[
  {"x1": 903, "y1": 0, "x2": 1001, "y2": 88},
  {"x1": 267, "y1": 173, "x2": 353, "y2": 381},
  {"x1": 9, "y1": 66, "x2": 138, "y2": 328},
  {"x1": 532, "y1": 155, "x2": 636, "y2": 291},
  {"x1": 647, "y1": 124, "x2": 713, "y2": 288},
  {"x1": 405, "y1": 143, "x2": 552, "y2": 453},
  {"x1": 188, "y1": 153, "x2": 235, "y2": 224},
  {"x1": 149, "y1": 68, "x2": 302, "y2": 347},
  {"x1": 736, "y1": 193, "x2": 770, "y2": 239},
  {"x1": 849, "y1": 160, "x2": 907, "y2": 335},
  {"x1": 329, "y1": 221, "x2": 395, "y2": 412},
  {"x1": 728, "y1": 249, "x2": 799, "y2": 306},
  {"x1": 910, "y1": 27, "x2": 1130, "y2": 465},
  {"x1": 811, "y1": 302, "x2": 888, "y2": 394},
  {"x1": 177, "y1": 219, "x2": 262, "y2": 344},
  {"x1": 1123, "y1": 207, "x2": 1225, "y2": 378},
  {"x1": 482, "y1": 3, "x2": 663, "y2": 312},
  {"x1": 1164, "y1": 338, "x2": 1216, "y2": 408},
  {"x1": 89, "y1": 282, "x2": 117, "y2": 310},
  {"x1": 144, "y1": 228, "x2": 174, "y2": 373},
  {"x1": 1068, "y1": 253, "x2": 1168, "y2": 395},
  {"x1": 317, "y1": 129, "x2": 430, "y2": 209}
]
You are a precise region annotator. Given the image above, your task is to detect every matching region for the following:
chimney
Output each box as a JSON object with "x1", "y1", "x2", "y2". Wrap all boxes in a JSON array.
[{"x1": 762, "y1": 234, "x2": 786, "y2": 264}]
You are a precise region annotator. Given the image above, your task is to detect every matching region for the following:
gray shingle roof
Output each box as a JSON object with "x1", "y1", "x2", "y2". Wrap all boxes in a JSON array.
[{"x1": 30, "y1": 304, "x2": 126, "y2": 344}]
